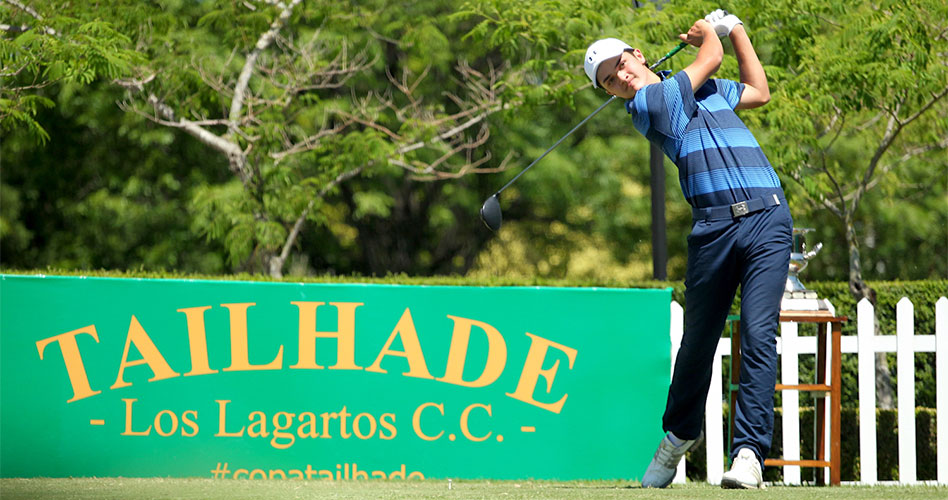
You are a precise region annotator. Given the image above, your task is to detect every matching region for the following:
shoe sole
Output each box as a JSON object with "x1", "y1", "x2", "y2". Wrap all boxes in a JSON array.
[
  {"x1": 720, "y1": 477, "x2": 763, "y2": 489},
  {"x1": 640, "y1": 433, "x2": 706, "y2": 489}
]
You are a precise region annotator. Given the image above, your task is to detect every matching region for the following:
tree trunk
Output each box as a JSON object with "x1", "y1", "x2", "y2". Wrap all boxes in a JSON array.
[
  {"x1": 268, "y1": 254, "x2": 285, "y2": 279},
  {"x1": 845, "y1": 216, "x2": 895, "y2": 409}
]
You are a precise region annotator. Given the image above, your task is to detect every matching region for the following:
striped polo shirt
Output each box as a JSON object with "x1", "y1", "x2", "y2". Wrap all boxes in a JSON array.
[{"x1": 626, "y1": 71, "x2": 782, "y2": 208}]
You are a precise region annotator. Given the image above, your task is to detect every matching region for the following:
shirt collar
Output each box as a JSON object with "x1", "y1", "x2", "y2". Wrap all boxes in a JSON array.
[{"x1": 624, "y1": 70, "x2": 673, "y2": 111}]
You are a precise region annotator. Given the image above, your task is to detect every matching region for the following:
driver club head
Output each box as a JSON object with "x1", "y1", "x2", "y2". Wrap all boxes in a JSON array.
[{"x1": 480, "y1": 194, "x2": 502, "y2": 231}]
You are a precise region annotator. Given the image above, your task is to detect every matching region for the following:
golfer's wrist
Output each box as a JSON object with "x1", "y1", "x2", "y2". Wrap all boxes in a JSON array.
[
  {"x1": 698, "y1": 21, "x2": 717, "y2": 39},
  {"x1": 728, "y1": 23, "x2": 746, "y2": 38}
]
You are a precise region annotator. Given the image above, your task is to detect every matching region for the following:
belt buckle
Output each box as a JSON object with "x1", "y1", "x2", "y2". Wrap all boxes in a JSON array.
[{"x1": 731, "y1": 201, "x2": 749, "y2": 217}]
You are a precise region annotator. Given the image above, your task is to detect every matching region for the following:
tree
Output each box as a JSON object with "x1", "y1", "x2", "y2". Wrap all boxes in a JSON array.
[
  {"x1": 459, "y1": 0, "x2": 948, "y2": 406},
  {"x1": 113, "y1": 0, "x2": 517, "y2": 277},
  {"x1": 752, "y1": 0, "x2": 948, "y2": 298},
  {"x1": 3, "y1": 0, "x2": 518, "y2": 277},
  {"x1": 458, "y1": 0, "x2": 947, "y2": 280},
  {"x1": 748, "y1": 0, "x2": 948, "y2": 407},
  {"x1": 4, "y1": 0, "x2": 944, "y2": 286}
]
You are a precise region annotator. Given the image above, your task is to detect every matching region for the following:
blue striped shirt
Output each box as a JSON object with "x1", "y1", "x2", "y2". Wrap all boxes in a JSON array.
[{"x1": 625, "y1": 71, "x2": 782, "y2": 208}]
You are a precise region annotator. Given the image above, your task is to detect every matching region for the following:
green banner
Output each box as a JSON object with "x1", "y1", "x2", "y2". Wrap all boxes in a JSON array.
[{"x1": 1, "y1": 275, "x2": 671, "y2": 480}]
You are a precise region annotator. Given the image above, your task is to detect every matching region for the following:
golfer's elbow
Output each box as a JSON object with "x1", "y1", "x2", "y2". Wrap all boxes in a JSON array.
[
  {"x1": 758, "y1": 88, "x2": 771, "y2": 106},
  {"x1": 736, "y1": 85, "x2": 770, "y2": 110}
]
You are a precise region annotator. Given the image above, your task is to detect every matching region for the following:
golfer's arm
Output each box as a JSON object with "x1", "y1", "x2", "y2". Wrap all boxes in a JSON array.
[
  {"x1": 682, "y1": 24, "x2": 723, "y2": 92},
  {"x1": 731, "y1": 24, "x2": 770, "y2": 110}
]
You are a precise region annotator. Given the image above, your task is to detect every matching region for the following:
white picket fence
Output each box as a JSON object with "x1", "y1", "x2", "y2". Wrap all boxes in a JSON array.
[{"x1": 670, "y1": 296, "x2": 948, "y2": 485}]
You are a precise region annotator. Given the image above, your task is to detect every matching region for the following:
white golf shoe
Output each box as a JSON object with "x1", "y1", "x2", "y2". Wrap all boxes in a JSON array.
[
  {"x1": 721, "y1": 447, "x2": 764, "y2": 489},
  {"x1": 640, "y1": 431, "x2": 703, "y2": 488}
]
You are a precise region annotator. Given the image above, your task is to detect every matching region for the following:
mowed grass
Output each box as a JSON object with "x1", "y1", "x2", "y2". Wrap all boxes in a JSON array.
[{"x1": 1, "y1": 478, "x2": 946, "y2": 500}]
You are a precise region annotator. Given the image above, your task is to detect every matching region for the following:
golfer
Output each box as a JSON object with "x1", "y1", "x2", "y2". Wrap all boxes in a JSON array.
[{"x1": 584, "y1": 10, "x2": 792, "y2": 489}]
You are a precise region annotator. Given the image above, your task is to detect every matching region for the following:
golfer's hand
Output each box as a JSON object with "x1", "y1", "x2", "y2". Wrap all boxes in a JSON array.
[
  {"x1": 704, "y1": 9, "x2": 743, "y2": 37},
  {"x1": 679, "y1": 19, "x2": 715, "y2": 47}
]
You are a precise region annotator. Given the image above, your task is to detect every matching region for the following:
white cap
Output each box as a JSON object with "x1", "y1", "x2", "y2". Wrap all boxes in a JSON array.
[{"x1": 584, "y1": 38, "x2": 632, "y2": 88}]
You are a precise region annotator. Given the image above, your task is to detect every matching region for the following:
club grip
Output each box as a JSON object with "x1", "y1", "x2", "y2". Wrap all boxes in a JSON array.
[{"x1": 648, "y1": 42, "x2": 688, "y2": 71}]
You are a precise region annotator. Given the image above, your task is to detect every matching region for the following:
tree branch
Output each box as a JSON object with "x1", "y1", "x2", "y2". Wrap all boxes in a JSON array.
[
  {"x1": 850, "y1": 86, "x2": 947, "y2": 215},
  {"x1": 113, "y1": 74, "x2": 156, "y2": 92},
  {"x1": 898, "y1": 86, "x2": 948, "y2": 127},
  {"x1": 848, "y1": 137, "x2": 948, "y2": 199},
  {"x1": 854, "y1": 105, "x2": 901, "y2": 214},
  {"x1": 816, "y1": 106, "x2": 842, "y2": 140},
  {"x1": 406, "y1": 150, "x2": 516, "y2": 181},
  {"x1": 228, "y1": 0, "x2": 301, "y2": 137},
  {"x1": 275, "y1": 164, "x2": 368, "y2": 265},
  {"x1": 1, "y1": 23, "x2": 29, "y2": 32},
  {"x1": 270, "y1": 118, "x2": 356, "y2": 162},
  {"x1": 0, "y1": 0, "x2": 56, "y2": 35},
  {"x1": 123, "y1": 95, "x2": 250, "y2": 183},
  {"x1": 335, "y1": 110, "x2": 403, "y2": 141},
  {"x1": 786, "y1": 167, "x2": 843, "y2": 217},
  {"x1": 395, "y1": 105, "x2": 501, "y2": 156}
]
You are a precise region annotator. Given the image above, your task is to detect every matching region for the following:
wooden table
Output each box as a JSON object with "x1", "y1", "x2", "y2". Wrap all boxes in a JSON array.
[{"x1": 727, "y1": 311, "x2": 847, "y2": 485}]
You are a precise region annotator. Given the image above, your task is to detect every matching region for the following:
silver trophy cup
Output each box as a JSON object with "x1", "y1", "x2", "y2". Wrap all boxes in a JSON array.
[{"x1": 782, "y1": 228, "x2": 829, "y2": 310}]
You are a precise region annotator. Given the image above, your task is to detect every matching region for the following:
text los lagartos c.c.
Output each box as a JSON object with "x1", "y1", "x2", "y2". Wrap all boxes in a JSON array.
[{"x1": 121, "y1": 398, "x2": 507, "y2": 449}]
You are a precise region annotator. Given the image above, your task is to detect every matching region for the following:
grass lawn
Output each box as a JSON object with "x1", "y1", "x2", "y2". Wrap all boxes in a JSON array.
[{"x1": 1, "y1": 478, "x2": 946, "y2": 500}]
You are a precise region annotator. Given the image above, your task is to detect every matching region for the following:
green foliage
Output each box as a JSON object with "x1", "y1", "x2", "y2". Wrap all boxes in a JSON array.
[
  {"x1": 2, "y1": 0, "x2": 944, "y2": 284},
  {"x1": 806, "y1": 280, "x2": 947, "y2": 339},
  {"x1": 1, "y1": 79, "x2": 230, "y2": 273},
  {"x1": 0, "y1": 182, "x2": 31, "y2": 253},
  {"x1": 191, "y1": 181, "x2": 259, "y2": 266},
  {"x1": 456, "y1": 0, "x2": 947, "y2": 284},
  {"x1": 0, "y1": 4, "x2": 143, "y2": 144},
  {"x1": 743, "y1": 0, "x2": 948, "y2": 288}
]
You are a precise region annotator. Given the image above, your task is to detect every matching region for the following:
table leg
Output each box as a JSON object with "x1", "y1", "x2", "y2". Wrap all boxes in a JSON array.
[
  {"x1": 816, "y1": 323, "x2": 827, "y2": 485},
  {"x1": 831, "y1": 322, "x2": 842, "y2": 486}
]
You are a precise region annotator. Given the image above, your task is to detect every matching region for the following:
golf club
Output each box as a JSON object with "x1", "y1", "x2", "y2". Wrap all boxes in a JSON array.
[{"x1": 480, "y1": 41, "x2": 688, "y2": 231}]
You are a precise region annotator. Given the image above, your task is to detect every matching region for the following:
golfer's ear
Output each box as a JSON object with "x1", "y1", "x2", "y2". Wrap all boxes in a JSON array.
[{"x1": 631, "y1": 48, "x2": 647, "y2": 64}]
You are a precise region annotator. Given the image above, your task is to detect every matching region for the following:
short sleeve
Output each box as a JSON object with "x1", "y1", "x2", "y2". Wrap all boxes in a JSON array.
[{"x1": 714, "y1": 79, "x2": 745, "y2": 110}]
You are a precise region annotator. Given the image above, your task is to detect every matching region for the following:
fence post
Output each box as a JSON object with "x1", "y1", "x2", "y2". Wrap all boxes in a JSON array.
[
  {"x1": 780, "y1": 321, "x2": 801, "y2": 484},
  {"x1": 936, "y1": 297, "x2": 947, "y2": 485},
  {"x1": 670, "y1": 301, "x2": 686, "y2": 484},
  {"x1": 857, "y1": 298, "x2": 877, "y2": 484},
  {"x1": 896, "y1": 297, "x2": 916, "y2": 483}
]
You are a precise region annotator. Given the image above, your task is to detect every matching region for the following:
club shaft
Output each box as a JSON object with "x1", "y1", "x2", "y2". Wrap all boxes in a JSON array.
[
  {"x1": 491, "y1": 41, "x2": 687, "y2": 197},
  {"x1": 495, "y1": 95, "x2": 617, "y2": 195}
]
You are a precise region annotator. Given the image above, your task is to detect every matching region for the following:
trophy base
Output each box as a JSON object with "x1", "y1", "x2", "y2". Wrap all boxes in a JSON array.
[
  {"x1": 784, "y1": 289, "x2": 818, "y2": 299},
  {"x1": 781, "y1": 295, "x2": 831, "y2": 312}
]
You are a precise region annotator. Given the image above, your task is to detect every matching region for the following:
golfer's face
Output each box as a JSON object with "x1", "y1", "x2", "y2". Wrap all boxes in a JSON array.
[{"x1": 597, "y1": 50, "x2": 647, "y2": 99}]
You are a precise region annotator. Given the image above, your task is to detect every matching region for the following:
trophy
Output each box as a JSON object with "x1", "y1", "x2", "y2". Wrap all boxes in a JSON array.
[{"x1": 781, "y1": 228, "x2": 830, "y2": 312}]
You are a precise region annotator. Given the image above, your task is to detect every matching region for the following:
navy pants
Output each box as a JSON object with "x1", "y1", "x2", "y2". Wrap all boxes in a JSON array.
[{"x1": 662, "y1": 199, "x2": 792, "y2": 465}]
